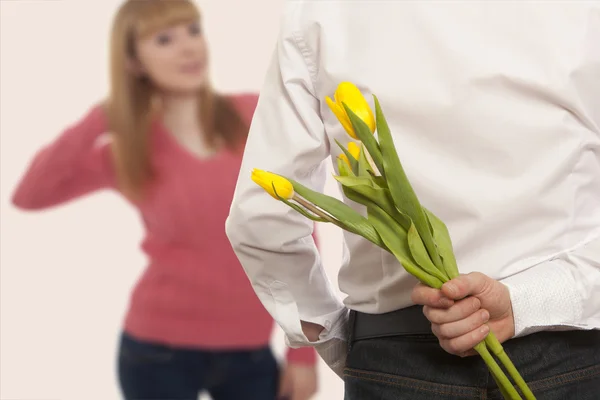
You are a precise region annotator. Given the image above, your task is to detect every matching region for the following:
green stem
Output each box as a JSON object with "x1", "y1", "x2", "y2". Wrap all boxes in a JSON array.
[
  {"x1": 485, "y1": 334, "x2": 536, "y2": 400},
  {"x1": 474, "y1": 342, "x2": 522, "y2": 400},
  {"x1": 293, "y1": 195, "x2": 356, "y2": 234},
  {"x1": 440, "y1": 249, "x2": 533, "y2": 398},
  {"x1": 491, "y1": 371, "x2": 513, "y2": 399}
]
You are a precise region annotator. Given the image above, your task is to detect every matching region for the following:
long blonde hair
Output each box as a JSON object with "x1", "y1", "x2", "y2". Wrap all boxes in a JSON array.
[{"x1": 107, "y1": 0, "x2": 247, "y2": 200}]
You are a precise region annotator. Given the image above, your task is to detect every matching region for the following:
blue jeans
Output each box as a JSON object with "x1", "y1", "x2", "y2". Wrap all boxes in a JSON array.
[
  {"x1": 118, "y1": 332, "x2": 280, "y2": 400},
  {"x1": 344, "y1": 329, "x2": 600, "y2": 399}
]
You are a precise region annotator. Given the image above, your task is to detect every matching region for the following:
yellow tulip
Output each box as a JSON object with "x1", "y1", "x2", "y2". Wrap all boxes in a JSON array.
[
  {"x1": 348, "y1": 141, "x2": 361, "y2": 160},
  {"x1": 251, "y1": 169, "x2": 295, "y2": 200},
  {"x1": 325, "y1": 82, "x2": 376, "y2": 140},
  {"x1": 339, "y1": 153, "x2": 350, "y2": 167},
  {"x1": 340, "y1": 142, "x2": 361, "y2": 167}
]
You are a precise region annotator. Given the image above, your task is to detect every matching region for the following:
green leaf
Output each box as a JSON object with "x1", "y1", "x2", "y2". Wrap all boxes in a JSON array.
[
  {"x1": 369, "y1": 173, "x2": 388, "y2": 189},
  {"x1": 334, "y1": 139, "x2": 358, "y2": 175},
  {"x1": 336, "y1": 156, "x2": 353, "y2": 177},
  {"x1": 367, "y1": 203, "x2": 444, "y2": 289},
  {"x1": 423, "y1": 207, "x2": 460, "y2": 279},
  {"x1": 334, "y1": 175, "x2": 408, "y2": 229},
  {"x1": 373, "y1": 94, "x2": 443, "y2": 268},
  {"x1": 407, "y1": 224, "x2": 450, "y2": 283},
  {"x1": 288, "y1": 178, "x2": 386, "y2": 249},
  {"x1": 342, "y1": 103, "x2": 385, "y2": 178},
  {"x1": 340, "y1": 184, "x2": 372, "y2": 211},
  {"x1": 357, "y1": 144, "x2": 372, "y2": 177}
]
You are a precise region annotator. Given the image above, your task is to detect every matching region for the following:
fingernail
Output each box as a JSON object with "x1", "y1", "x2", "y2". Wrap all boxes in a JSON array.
[
  {"x1": 445, "y1": 283, "x2": 457, "y2": 296},
  {"x1": 481, "y1": 310, "x2": 489, "y2": 322},
  {"x1": 440, "y1": 298, "x2": 453, "y2": 307},
  {"x1": 480, "y1": 325, "x2": 490, "y2": 335}
]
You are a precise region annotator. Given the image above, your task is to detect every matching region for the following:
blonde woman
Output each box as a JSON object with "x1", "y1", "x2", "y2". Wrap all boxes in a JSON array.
[{"x1": 11, "y1": 1, "x2": 318, "y2": 399}]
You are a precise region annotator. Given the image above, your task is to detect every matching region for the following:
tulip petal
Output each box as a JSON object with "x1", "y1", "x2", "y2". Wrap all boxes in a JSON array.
[
  {"x1": 339, "y1": 153, "x2": 350, "y2": 166},
  {"x1": 327, "y1": 96, "x2": 357, "y2": 139},
  {"x1": 335, "y1": 82, "x2": 376, "y2": 134},
  {"x1": 348, "y1": 141, "x2": 361, "y2": 160},
  {"x1": 335, "y1": 139, "x2": 359, "y2": 175},
  {"x1": 251, "y1": 169, "x2": 294, "y2": 200}
]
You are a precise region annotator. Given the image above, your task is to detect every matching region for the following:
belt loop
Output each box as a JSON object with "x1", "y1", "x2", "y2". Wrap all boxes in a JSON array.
[{"x1": 347, "y1": 310, "x2": 357, "y2": 354}]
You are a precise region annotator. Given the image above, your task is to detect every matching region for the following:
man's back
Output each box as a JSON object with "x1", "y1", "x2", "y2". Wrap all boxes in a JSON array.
[
  {"x1": 227, "y1": 1, "x2": 600, "y2": 394},
  {"x1": 286, "y1": 1, "x2": 600, "y2": 313}
]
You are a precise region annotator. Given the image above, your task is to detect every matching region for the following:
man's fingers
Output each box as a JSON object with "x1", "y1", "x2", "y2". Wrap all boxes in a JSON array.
[
  {"x1": 423, "y1": 297, "x2": 482, "y2": 324},
  {"x1": 431, "y1": 308, "x2": 490, "y2": 339},
  {"x1": 460, "y1": 349, "x2": 478, "y2": 357},
  {"x1": 441, "y1": 272, "x2": 490, "y2": 300},
  {"x1": 439, "y1": 324, "x2": 490, "y2": 355},
  {"x1": 411, "y1": 283, "x2": 454, "y2": 308}
]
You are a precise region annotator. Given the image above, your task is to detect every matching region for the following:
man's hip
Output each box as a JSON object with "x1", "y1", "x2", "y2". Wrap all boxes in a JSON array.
[{"x1": 344, "y1": 307, "x2": 600, "y2": 399}]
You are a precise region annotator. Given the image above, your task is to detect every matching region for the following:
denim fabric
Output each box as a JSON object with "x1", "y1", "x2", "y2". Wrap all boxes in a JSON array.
[
  {"x1": 344, "y1": 328, "x2": 600, "y2": 399},
  {"x1": 118, "y1": 332, "x2": 279, "y2": 400}
]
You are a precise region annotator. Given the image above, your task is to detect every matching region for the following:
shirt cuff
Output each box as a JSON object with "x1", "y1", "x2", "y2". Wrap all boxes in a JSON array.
[
  {"x1": 501, "y1": 259, "x2": 584, "y2": 338},
  {"x1": 285, "y1": 346, "x2": 317, "y2": 365},
  {"x1": 284, "y1": 306, "x2": 349, "y2": 347},
  {"x1": 285, "y1": 308, "x2": 350, "y2": 378}
]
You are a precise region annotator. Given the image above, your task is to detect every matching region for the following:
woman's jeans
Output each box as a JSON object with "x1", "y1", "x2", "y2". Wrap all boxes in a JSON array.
[
  {"x1": 118, "y1": 332, "x2": 279, "y2": 400},
  {"x1": 344, "y1": 328, "x2": 600, "y2": 399}
]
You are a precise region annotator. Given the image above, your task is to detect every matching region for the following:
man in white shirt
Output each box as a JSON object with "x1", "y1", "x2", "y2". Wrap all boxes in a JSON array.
[{"x1": 226, "y1": 1, "x2": 600, "y2": 398}]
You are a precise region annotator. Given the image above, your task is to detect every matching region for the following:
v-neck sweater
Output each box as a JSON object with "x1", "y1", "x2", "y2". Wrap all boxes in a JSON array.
[{"x1": 11, "y1": 94, "x2": 316, "y2": 364}]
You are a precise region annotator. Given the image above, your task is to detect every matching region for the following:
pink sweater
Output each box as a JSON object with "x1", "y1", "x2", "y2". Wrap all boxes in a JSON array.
[{"x1": 11, "y1": 94, "x2": 316, "y2": 365}]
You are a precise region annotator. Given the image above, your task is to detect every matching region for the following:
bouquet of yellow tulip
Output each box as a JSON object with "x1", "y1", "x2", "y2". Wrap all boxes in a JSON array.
[{"x1": 251, "y1": 82, "x2": 535, "y2": 400}]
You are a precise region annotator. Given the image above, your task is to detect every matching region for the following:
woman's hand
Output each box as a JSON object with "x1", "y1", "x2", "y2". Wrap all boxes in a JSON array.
[{"x1": 278, "y1": 363, "x2": 318, "y2": 400}]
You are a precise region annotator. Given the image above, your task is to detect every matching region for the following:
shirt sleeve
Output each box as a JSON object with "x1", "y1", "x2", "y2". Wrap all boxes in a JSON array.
[
  {"x1": 11, "y1": 104, "x2": 115, "y2": 210},
  {"x1": 225, "y1": 2, "x2": 349, "y2": 377},
  {"x1": 502, "y1": 233, "x2": 600, "y2": 337},
  {"x1": 501, "y1": 12, "x2": 600, "y2": 337}
]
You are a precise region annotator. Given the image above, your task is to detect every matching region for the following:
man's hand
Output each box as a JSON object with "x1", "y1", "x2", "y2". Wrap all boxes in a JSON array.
[
  {"x1": 278, "y1": 363, "x2": 318, "y2": 400},
  {"x1": 411, "y1": 272, "x2": 515, "y2": 356}
]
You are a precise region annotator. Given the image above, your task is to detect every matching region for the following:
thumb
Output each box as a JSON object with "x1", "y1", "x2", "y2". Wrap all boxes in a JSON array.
[{"x1": 441, "y1": 272, "x2": 490, "y2": 300}]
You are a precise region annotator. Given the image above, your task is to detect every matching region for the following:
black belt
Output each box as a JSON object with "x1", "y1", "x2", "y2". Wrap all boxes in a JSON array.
[{"x1": 350, "y1": 305, "x2": 433, "y2": 344}]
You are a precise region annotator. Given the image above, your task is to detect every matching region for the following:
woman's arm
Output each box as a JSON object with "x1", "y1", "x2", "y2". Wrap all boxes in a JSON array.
[{"x1": 11, "y1": 104, "x2": 116, "y2": 210}]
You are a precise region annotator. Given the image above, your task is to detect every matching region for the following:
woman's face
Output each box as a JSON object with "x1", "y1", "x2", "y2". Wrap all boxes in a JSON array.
[{"x1": 134, "y1": 20, "x2": 208, "y2": 94}]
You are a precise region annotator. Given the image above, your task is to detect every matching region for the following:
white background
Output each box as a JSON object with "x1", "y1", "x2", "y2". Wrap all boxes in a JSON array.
[{"x1": 0, "y1": 1, "x2": 345, "y2": 399}]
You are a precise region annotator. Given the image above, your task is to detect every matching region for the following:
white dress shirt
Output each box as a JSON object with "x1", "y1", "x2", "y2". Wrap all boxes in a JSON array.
[{"x1": 226, "y1": 1, "x2": 600, "y2": 376}]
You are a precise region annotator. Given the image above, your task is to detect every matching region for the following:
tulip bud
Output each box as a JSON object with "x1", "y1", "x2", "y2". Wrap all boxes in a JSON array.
[
  {"x1": 325, "y1": 82, "x2": 376, "y2": 140},
  {"x1": 251, "y1": 169, "x2": 295, "y2": 200},
  {"x1": 347, "y1": 141, "x2": 361, "y2": 160}
]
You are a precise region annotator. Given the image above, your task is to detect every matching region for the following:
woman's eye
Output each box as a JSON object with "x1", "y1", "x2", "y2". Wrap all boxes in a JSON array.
[
  {"x1": 155, "y1": 33, "x2": 171, "y2": 46},
  {"x1": 188, "y1": 22, "x2": 202, "y2": 36}
]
